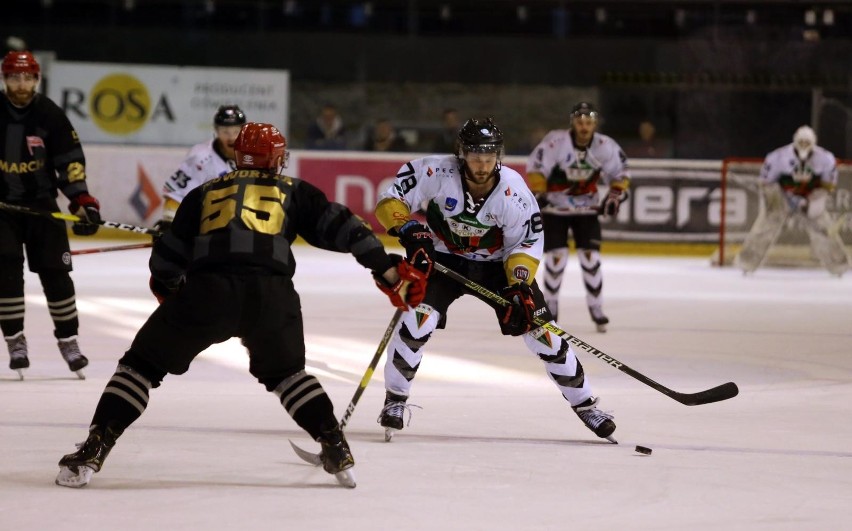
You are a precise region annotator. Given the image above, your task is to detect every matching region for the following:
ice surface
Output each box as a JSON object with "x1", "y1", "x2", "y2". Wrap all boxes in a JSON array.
[{"x1": 1, "y1": 240, "x2": 850, "y2": 530}]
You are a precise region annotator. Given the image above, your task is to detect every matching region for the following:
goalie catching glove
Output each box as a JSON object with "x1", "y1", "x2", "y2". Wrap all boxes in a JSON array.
[
  {"x1": 68, "y1": 192, "x2": 101, "y2": 236},
  {"x1": 397, "y1": 220, "x2": 434, "y2": 275},
  {"x1": 499, "y1": 282, "x2": 537, "y2": 336},
  {"x1": 374, "y1": 254, "x2": 429, "y2": 310}
]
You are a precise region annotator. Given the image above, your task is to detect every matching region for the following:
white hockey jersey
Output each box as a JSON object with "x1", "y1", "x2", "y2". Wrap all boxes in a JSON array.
[
  {"x1": 162, "y1": 139, "x2": 236, "y2": 203},
  {"x1": 760, "y1": 144, "x2": 837, "y2": 196},
  {"x1": 526, "y1": 130, "x2": 630, "y2": 214},
  {"x1": 379, "y1": 155, "x2": 544, "y2": 263}
]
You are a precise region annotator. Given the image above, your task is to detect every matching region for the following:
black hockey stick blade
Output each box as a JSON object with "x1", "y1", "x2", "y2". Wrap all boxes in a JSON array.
[
  {"x1": 289, "y1": 439, "x2": 322, "y2": 466},
  {"x1": 667, "y1": 381, "x2": 739, "y2": 406}
]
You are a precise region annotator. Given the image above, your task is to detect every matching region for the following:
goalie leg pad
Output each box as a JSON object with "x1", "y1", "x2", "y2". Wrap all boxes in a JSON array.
[
  {"x1": 735, "y1": 202, "x2": 789, "y2": 273},
  {"x1": 805, "y1": 213, "x2": 851, "y2": 277}
]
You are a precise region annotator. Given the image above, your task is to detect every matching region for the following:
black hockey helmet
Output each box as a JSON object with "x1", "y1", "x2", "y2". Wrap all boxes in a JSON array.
[
  {"x1": 571, "y1": 102, "x2": 599, "y2": 120},
  {"x1": 214, "y1": 105, "x2": 247, "y2": 127},
  {"x1": 457, "y1": 117, "x2": 504, "y2": 157}
]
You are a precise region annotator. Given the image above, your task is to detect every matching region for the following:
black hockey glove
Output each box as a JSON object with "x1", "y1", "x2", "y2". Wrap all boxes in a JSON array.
[
  {"x1": 149, "y1": 275, "x2": 184, "y2": 304},
  {"x1": 153, "y1": 218, "x2": 172, "y2": 233},
  {"x1": 535, "y1": 192, "x2": 551, "y2": 209},
  {"x1": 600, "y1": 188, "x2": 628, "y2": 217},
  {"x1": 499, "y1": 282, "x2": 537, "y2": 336},
  {"x1": 69, "y1": 192, "x2": 101, "y2": 236},
  {"x1": 397, "y1": 220, "x2": 434, "y2": 275}
]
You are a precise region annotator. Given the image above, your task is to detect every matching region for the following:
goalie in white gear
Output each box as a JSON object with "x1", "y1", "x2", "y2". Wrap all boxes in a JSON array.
[
  {"x1": 525, "y1": 102, "x2": 631, "y2": 332},
  {"x1": 154, "y1": 104, "x2": 246, "y2": 232},
  {"x1": 735, "y1": 125, "x2": 849, "y2": 276}
]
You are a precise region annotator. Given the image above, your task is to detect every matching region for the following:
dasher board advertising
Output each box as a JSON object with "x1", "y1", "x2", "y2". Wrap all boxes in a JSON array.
[{"x1": 46, "y1": 61, "x2": 289, "y2": 146}]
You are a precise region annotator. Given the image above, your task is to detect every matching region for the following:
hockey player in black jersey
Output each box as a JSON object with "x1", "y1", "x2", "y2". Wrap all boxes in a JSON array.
[
  {"x1": 0, "y1": 51, "x2": 101, "y2": 379},
  {"x1": 55, "y1": 122, "x2": 428, "y2": 489}
]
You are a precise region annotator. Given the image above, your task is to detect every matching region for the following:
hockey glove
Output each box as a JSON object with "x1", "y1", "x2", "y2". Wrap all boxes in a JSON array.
[
  {"x1": 374, "y1": 254, "x2": 429, "y2": 310},
  {"x1": 153, "y1": 218, "x2": 172, "y2": 233},
  {"x1": 600, "y1": 188, "x2": 628, "y2": 217},
  {"x1": 149, "y1": 275, "x2": 184, "y2": 304},
  {"x1": 499, "y1": 282, "x2": 537, "y2": 336},
  {"x1": 69, "y1": 192, "x2": 101, "y2": 236},
  {"x1": 397, "y1": 220, "x2": 434, "y2": 275},
  {"x1": 806, "y1": 188, "x2": 828, "y2": 218},
  {"x1": 535, "y1": 192, "x2": 551, "y2": 209}
]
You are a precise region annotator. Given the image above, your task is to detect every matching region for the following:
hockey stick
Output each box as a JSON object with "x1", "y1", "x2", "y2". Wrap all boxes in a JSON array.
[
  {"x1": 432, "y1": 261, "x2": 739, "y2": 406},
  {"x1": 290, "y1": 308, "x2": 405, "y2": 466},
  {"x1": 0, "y1": 201, "x2": 162, "y2": 237},
  {"x1": 71, "y1": 243, "x2": 154, "y2": 256}
]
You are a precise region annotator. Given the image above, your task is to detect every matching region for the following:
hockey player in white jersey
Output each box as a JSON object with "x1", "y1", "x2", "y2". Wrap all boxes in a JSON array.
[
  {"x1": 735, "y1": 126, "x2": 849, "y2": 276},
  {"x1": 154, "y1": 104, "x2": 246, "y2": 231},
  {"x1": 525, "y1": 102, "x2": 630, "y2": 332},
  {"x1": 374, "y1": 117, "x2": 616, "y2": 443}
]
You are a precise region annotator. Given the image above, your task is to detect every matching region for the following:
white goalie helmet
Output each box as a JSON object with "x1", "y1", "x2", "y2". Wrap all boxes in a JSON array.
[{"x1": 793, "y1": 125, "x2": 817, "y2": 160}]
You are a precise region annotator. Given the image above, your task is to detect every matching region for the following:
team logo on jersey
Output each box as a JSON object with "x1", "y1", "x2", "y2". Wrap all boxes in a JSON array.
[
  {"x1": 427, "y1": 167, "x2": 433, "y2": 177},
  {"x1": 532, "y1": 327, "x2": 553, "y2": 348},
  {"x1": 62, "y1": 252, "x2": 72, "y2": 266},
  {"x1": 512, "y1": 266, "x2": 530, "y2": 282},
  {"x1": 504, "y1": 186, "x2": 512, "y2": 196},
  {"x1": 444, "y1": 198, "x2": 457, "y2": 211},
  {"x1": 414, "y1": 304, "x2": 433, "y2": 328},
  {"x1": 26, "y1": 136, "x2": 45, "y2": 155}
]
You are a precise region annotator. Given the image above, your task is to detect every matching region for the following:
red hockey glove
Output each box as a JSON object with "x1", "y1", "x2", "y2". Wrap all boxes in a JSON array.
[
  {"x1": 499, "y1": 282, "x2": 537, "y2": 336},
  {"x1": 600, "y1": 188, "x2": 628, "y2": 217},
  {"x1": 69, "y1": 192, "x2": 101, "y2": 236},
  {"x1": 397, "y1": 220, "x2": 434, "y2": 275},
  {"x1": 374, "y1": 254, "x2": 429, "y2": 310}
]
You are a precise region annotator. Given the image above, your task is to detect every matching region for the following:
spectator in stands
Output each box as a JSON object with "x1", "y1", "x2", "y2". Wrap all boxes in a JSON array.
[
  {"x1": 363, "y1": 118, "x2": 410, "y2": 152},
  {"x1": 306, "y1": 103, "x2": 347, "y2": 150},
  {"x1": 624, "y1": 120, "x2": 672, "y2": 158},
  {"x1": 431, "y1": 108, "x2": 460, "y2": 153}
]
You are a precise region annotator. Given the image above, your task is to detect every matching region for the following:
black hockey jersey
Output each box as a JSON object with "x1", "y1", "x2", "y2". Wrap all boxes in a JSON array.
[
  {"x1": 151, "y1": 168, "x2": 393, "y2": 284},
  {"x1": 0, "y1": 92, "x2": 90, "y2": 203}
]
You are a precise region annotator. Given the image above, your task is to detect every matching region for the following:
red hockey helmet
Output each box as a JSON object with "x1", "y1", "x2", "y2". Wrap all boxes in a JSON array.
[
  {"x1": 2, "y1": 51, "x2": 40, "y2": 78},
  {"x1": 234, "y1": 123, "x2": 288, "y2": 170}
]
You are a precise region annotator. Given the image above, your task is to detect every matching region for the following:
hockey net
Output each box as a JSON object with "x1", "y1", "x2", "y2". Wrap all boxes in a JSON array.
[{"x1": 713, "y1": 157, "x2": 852, "y2": 267}]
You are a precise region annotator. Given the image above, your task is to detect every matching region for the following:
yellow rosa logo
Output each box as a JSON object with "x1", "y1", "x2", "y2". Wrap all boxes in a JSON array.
[{"x1": 88, "y1": 74, "x2": 150, "y2": 135}]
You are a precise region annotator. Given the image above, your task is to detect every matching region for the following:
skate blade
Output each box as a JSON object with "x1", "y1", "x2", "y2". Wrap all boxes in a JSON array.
[
  {"x1": 15, "y1": 368, "x2": 24, "y2": 380},
  {"x1": 595, "y1": 324, "x2": 607, "y2": 333},
  {"x1": 288, "y1": 439, "x2": 322, "y2": 466},
  {"x1": 334, "y1": 469, "x2": 356, "y2": 488},
  {"x1": 55, "y1": 465, "x2": 94, "y2": 488},
  {"x1": 605, "y1": 435, "x2": 618, "y2": 444},
  {"x1": 384, "y1": 427, "x2": 397, "y2": 442},
  {"x1": 74, "y1": 370, "x2": 86, "y2": 380}
]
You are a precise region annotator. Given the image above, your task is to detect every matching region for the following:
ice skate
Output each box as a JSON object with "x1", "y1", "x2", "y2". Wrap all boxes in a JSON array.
[
  {"x1": 317, "y1": 425, "x2": 356, "y2": 488},
  {"x1": 57, "y1": 336, "x2": 88, "y2": 379},
  {"x1": 377, "y1": 391, "x2": 419, "y2": 442},
  {"x1": 56, "y1": 426, "x2": 119, "y2": 488},
  {"x1": 5, "y1": 332, "x2": 29, "y2": 380},
  {"x1": 573, "y1": 396, "x2": 617, "y2": 443},
  {"x1": 588, "y1": 306, "x2": 609, "y2": 333}
]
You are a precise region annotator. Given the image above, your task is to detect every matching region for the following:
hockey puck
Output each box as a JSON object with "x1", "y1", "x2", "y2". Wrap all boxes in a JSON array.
[{"x1": 634, "y1": 445, "x2": 653, "y2": 455}]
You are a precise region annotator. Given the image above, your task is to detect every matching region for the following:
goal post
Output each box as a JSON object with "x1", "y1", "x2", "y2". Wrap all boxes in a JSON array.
[{"x1": 714, "y1": 156, "x2": 852, "y2": 267}]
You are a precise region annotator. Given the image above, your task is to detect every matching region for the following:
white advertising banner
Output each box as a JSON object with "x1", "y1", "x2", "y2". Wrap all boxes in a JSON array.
[{"x1": 46, "y1": 61, "x2": 289, "y2": 146}]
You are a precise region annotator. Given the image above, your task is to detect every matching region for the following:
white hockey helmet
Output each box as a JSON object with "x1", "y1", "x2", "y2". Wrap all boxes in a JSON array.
[{"x1": 793, "y1": 125, "x2": 817, "y2": 160}]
